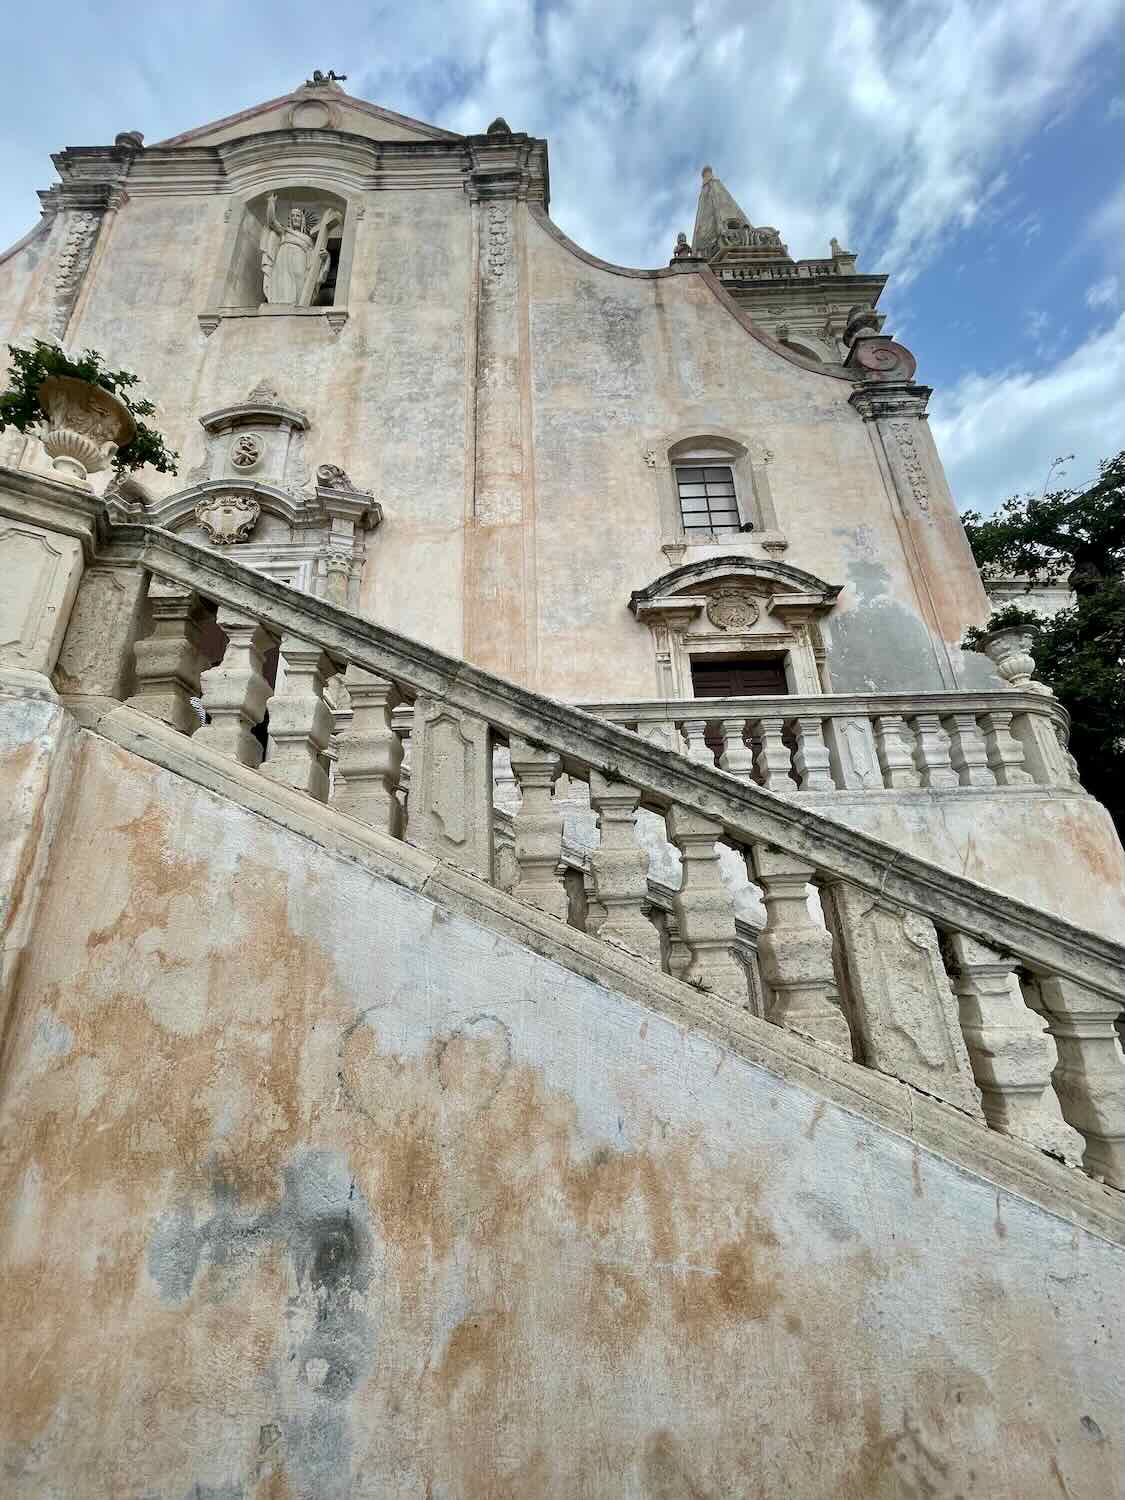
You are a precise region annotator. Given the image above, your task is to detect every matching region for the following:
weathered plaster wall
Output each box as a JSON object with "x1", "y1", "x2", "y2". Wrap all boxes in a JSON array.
[
  {"x1": 1, "y1": 166, "x2": 991, "y2": 698},
  {"x1": 1, "y1": 727, "x2": 1121, "y2": 1498}
]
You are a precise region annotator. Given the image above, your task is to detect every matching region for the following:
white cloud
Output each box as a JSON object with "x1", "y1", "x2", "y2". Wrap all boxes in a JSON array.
[
  {"x1": 0, "y1": 0, "x2": 1118, "y2": 287},
  {"x1": 1086, "y1": 276, "x2": 1121, "y2": 310},
  {"x1": 930, "y1": 314, "x2": 1125, "y2": 513}
]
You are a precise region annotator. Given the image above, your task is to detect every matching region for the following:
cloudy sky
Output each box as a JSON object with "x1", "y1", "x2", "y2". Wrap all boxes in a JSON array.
[{"x1": 2, "y1": 0, "x2": 1122, "y2": 513}]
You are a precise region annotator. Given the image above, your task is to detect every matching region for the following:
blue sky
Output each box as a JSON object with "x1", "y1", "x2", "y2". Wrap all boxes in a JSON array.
[{"x1": 1, "y1": 0, "x2": 1122, "y2": 513}]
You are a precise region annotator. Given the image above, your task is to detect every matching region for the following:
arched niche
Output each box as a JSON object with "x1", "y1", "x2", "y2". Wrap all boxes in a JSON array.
[{"x1": 200, "y1": 183, "x2": 358, "y2": 334}]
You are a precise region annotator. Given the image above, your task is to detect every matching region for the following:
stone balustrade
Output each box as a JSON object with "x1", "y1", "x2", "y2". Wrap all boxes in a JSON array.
[
  {"x1": 579, "y1": 694, "x2": 1080, "y2": 795},
  {"x1": 39, "y1": 518, "x2": 1125, "y2": 1192}
]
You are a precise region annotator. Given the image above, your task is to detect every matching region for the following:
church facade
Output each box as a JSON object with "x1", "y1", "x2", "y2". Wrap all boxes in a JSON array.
[{"x1": 1, "y1": 75, "x2": 1124, "y2": 1499}]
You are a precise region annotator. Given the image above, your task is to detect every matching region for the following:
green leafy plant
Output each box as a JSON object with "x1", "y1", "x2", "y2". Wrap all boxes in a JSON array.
[
  {"x1": 961, "y1": 451, "x2": 1125, "y2": 837},
  {"x1": 961, "y1": 603, "x2": 1043, "y2": 652},
  {"x1": 0, "y1": 339, "x2": 178, "y2": 474}
]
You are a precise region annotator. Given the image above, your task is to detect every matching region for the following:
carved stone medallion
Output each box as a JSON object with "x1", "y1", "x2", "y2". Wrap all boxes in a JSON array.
[
  {"x1": 195, "y1": 494, "x2": 261, "y2": 546},
  {"x1": 230, "y1": 433, "x2": 263, "y2": 470},
  {"x1": 705, "y1": 587, "x2": 760, "y2": 632}
]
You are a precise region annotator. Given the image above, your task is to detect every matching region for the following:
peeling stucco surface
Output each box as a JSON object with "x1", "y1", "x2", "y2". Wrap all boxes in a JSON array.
[{"x1": 0, "y1": 730, "x2": 1121, "y2": 1498}]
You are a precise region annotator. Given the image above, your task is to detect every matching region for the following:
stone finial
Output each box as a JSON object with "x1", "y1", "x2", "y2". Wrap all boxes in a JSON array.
[
  {"x1": 114, "y1": 130, "x2": 144, "y2": 151},
  {"x1": 486, "y1": 116, "x2": 513, "y2": 136},
  {"x1": 303, "y1": 69, "x2": 347, "y2": 88},
  {"x1": 672, "y1": 231, "x2": 693, "y2": 260}
]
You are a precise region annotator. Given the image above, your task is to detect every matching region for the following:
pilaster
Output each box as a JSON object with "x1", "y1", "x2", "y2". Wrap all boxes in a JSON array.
[{"x1": 462, "y1": 125, "x2": 541, "y2": 687}]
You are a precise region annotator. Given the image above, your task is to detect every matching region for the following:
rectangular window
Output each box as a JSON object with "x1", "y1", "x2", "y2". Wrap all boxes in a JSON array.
[{"x1": 675, "y1": 465, "x2": 742, "y2": 535}]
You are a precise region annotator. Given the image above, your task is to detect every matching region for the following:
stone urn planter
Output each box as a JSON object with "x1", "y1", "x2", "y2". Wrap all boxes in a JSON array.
[
  {"x1": 37, "y1": 373, "x2": 136, "y2": 481},
  {"x1": 980, "y1": 625, "x2": 1052, "y2": 695}
]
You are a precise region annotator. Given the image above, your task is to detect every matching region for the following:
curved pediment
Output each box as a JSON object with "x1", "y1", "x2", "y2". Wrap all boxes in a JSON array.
[{"x1": 629, "y1": 555, "x2": 842, "y2": 614}]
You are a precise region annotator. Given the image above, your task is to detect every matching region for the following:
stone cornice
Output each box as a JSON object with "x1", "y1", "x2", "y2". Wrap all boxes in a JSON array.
[
  {"x1": 630, "y1": 555, "x2": 842, "y2": 610},
  {"x1": 849, "y1": 383, "x2": 933, "y2": 421}
]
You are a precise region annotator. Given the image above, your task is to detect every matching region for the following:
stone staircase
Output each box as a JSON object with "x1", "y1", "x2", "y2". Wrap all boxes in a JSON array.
[{"x1": 33, "y1": 500, "x2": 1125, "y2": 1212}]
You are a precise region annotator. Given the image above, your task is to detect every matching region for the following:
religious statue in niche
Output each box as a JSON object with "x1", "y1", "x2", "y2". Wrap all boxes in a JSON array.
[{"x1": 259, "y1": 195, "x2": 342, "y2": 306}]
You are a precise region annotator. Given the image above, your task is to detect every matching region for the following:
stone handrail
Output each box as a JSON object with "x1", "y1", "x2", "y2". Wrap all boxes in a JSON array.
[
  {"x1": 579, "y1": 693, "x2": 1077, "y2": 794},
  {"x1": 55, "y1": 520, "x2": 1125, "y2": 1189}
]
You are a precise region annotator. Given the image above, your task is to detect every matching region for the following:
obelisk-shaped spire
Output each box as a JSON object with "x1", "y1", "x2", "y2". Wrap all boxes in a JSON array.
[{"x1": 692, "y1": 165, "x2": 754, "y2": 256}]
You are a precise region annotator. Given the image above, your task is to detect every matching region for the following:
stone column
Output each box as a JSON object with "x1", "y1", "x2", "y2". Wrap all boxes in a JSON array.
[
  {"x1": 126, "y1": 579, "x2": 210, "y2": 735},
  {"x1": 195, "y1": 608, "x2": 278, "y2": 767},
  {"x1": 1037, "y1": 976, "x2": 1125, "y2": 1187},
  {"x1": 332, "y1": 665, "x2": 404, "y2": 836},
  {"x1": 508, "y1": 737, "x2": 567, "y2": 920},
  {"x1": 588, "y1": 772, "x2": 661, "y2": 965},
  {"x1": 260, "y1": 635, "x2": 336, "y2": 800},
  {"x1": 941, "y1": 933, "x2": 1081, "y2": 1159},
  {"x1": 750, "y1": 846, "x2": 852, "y2": 1055},
  {"x1": 666, "y1": 807, "x2": 745, "y2": 1002},
  {"x1": 407, "y1": 695, "x2": 494, "y2": 881}
]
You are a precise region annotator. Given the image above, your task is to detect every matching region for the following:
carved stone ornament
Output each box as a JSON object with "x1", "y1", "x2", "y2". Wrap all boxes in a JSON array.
[
  {"x1": 230, "y1": 433, "x2": 263, "y2": 470},
  {"x1": 705, "y1": 587, "x2": 760, "y2": 632},
  {"x1": 194, "y1": 493, "x2": 261, "y2": 546},
  {"x1": 37, "y1": 374, "x2": 136, "y2": 481},
  {"x1": 847, "y1": 336, "x2": 918, "y2": 383}
]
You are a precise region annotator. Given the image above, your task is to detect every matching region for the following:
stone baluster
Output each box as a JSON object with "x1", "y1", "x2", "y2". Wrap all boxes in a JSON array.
[
  {"x1": 909, "y1": 713, "x2": 959, "y2": 789},
  {"x1": 942, "y1": 713, "x2": 996, "y2": 788},
  {"x1": 1037, "y1": 977, "x2": 1125, "y2": 1188},
  {"x1": 665, "y1": 807, "x2": 745, "y2": 1001},
  {"x1": 873, "y1": 715, "x2": 921, "y2": 789},
  {"x1": 681, "y1": 719, "x2": 714, "y2": 766},
  {"x1": 332, "y1": 664, "x2": 404, "y2": 836},
  {"x1": 978, "y1": 709, "x2": 1033, "y2": 786},
  {"x1": 260, "y1": 635, "x2": 337, "y2": 800},
  {"x1": 941, "y1": 933, "x2": 1079, "y2": 1156},
  {"x1": 126, "y1": 578, "x2": 211, "y2": 735},
  {"x1": 752, "y1": 716, "x2": 796, "y2": 792},
  {"x1": 508, "y1": 738, "x2": 568, "y2": 920},
  {"x1": 718, "y1": 718, "x2": 755, "y2": 782},
  {"x1": 749, "y1": 847, "x2": 852, "y2": 1055},
  {"x1": 588, "y1": 772, "x2": 661, "y2": 965},
  {"x1": 193, "y1": 607, "x2": 278, "y2": 767},
  {"x1": 791, "y1": 716, "x2": 833, "y2": 791}
]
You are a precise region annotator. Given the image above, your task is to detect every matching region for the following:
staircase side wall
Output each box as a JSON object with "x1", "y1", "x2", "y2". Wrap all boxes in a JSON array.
[{"x1": 1, "y1": 727, "x2": 1122, "y2": 1499}]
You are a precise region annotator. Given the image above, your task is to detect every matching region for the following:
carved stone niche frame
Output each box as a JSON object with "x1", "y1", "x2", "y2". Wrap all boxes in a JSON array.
[
  {"x1": 199, "y1": 182, "x2": 360, "y2": 335},
  {"x1": 629, "y1": 556, "x2": 841, "y2": 697},
  {"x1": 133, "y1": 383, "x2": 382, "y2": 610}
]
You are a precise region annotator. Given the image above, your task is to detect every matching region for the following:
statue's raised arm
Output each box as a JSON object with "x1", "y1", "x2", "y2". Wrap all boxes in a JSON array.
[{"x1": 265, "y1": 193, "x2": 284, "y2": 236}]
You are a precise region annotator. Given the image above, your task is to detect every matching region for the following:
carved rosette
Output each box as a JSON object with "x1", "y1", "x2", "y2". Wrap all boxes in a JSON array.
[
  {"x1": 230, "y1": 433, "x2": 263, "y2": 471},
  {"x1": 195, "y1": 494, "x2": 261, "y2": 546}
]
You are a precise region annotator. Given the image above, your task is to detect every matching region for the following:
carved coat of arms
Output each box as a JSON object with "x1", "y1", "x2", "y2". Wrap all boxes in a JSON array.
[
  {"x1": 705, "y1": 587, "x2": 760, "y2": 632},
  {"x1": 195, "y1": 494, "x2": 260, "y2": 546}
]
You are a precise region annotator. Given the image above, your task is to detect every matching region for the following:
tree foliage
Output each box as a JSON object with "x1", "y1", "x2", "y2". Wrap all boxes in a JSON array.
[
  {"x1": 0, "y1": 340, "x2": 178, "y2": 474},
  {"x1": 962, "y1": 451, "x2": 1125, "y2": 837}
]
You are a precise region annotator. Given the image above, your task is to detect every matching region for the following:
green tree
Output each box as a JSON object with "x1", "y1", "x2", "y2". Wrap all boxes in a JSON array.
[{"x1": 962, "y1": 451, "x2": 1125, "y2": 838}]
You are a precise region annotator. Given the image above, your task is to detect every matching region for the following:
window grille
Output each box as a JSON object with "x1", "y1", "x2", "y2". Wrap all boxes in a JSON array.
[{"x1": 675, "y1": 464, "x2": 742, "y2": 535}]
